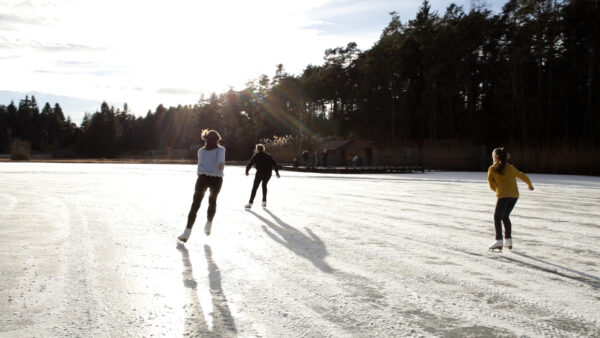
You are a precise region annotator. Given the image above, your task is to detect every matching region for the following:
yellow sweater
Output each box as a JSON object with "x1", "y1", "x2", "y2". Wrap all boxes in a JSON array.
[{"x1": 487, "y1": 163, "x2": 532, "y2": 198}]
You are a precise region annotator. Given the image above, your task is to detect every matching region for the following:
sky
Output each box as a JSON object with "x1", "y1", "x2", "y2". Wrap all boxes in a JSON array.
[{"x1": 1, "y1": 0, "x2": 504, "y2": 124}]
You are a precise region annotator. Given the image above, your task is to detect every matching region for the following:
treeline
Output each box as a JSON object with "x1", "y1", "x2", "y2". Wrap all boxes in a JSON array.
[
  {"x1": 1, "y1": 0, "x2": 599, "y2": 164},
  {"x1": 0, "y1": 97, "x2": 80, "y2": 154}
]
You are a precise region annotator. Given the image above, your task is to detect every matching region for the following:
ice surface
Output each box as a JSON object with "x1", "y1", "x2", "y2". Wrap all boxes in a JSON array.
[{"x1": 1, "y1": 162, "x2": 599, "y2": 337}]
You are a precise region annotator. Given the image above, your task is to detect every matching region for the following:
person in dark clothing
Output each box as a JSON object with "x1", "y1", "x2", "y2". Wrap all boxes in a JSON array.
[
  {"x1": 302, "y1": 150, "x2": 309, "y2": 167},
  {"x1": 322, "y1": 149, "x2": 328, "y2": 167},
  {"x1": 314, "y1": 149, "x2": 321, "y2": 167},
  {"x1": 245, "y1": 144, "x2": 280, "y2": 209}
]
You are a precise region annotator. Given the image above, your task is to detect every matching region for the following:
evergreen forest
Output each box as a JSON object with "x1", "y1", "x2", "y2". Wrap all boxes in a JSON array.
[{"x1": 1, "y1": 0, "x2": 599, "y2": 173}]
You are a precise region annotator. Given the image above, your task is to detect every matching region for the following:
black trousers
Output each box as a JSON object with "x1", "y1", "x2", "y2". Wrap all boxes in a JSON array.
[
  {"x1": 187, "y1": 175, "x2": 223, "y2": 229},
  {"x1": 249, "y1": 172, "x2": 272, "y2": 203},
  {"x1": 494, "y1": 197, "x2": 518, "y2": 240}
]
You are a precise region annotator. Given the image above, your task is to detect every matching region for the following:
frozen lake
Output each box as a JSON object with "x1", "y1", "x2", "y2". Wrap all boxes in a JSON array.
[{"x1": 1, "y1": 162, "x2": 599, "y2": 337}]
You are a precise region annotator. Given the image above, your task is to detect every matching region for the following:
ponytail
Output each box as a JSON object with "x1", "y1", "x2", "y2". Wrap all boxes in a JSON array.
[{"x1": 493, "y1": 147, "x2": 508, "y2": 174}]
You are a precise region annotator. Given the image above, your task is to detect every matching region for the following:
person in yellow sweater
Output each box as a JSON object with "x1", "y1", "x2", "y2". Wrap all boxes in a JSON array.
[{"x1": 487, "y1": 147, "x2": 534, "y2": 251}]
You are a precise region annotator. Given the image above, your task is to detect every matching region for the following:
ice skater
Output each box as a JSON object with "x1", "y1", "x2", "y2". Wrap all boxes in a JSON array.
[
  {"x1": 178, "y1": 130, "x2": 225, "y2": 242},
  {"x1": 487, "y1": 147, "x2": 534, "y2": 251},
  {"x1": 244, "y1": 144, "x2": 280, "y2": 209}
]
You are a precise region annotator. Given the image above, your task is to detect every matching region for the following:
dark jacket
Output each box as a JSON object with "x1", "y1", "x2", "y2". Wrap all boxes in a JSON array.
[{"x1": 246, "y1": 152, "x2": 279, "y2": 175}]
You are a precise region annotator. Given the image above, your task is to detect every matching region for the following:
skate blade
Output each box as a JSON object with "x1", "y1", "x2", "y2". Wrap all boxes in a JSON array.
[{"x1": 488, "y1": 247, "x2": 502, "y2": 252}]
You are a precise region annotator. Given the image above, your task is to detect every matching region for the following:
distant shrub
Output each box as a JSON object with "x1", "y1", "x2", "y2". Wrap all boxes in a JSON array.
[
  {"x1": 10, "y1": 139, "x2": 31, "y2": 161},
  {"x1": 421, "y1": 139, "x2": 487, "y2": 170},
  {"x1": 260, "y1": 135, "x2": 315, "y2": 163},
  {"x1": 417, "y1": 139, "x2": 599, "y2": 175},
  {"x1": 53, "y1": 146, "x2": 77, "y2": 159},
  {"x1": 512, "y1": 141, "x2": 600, "y2": 175}
]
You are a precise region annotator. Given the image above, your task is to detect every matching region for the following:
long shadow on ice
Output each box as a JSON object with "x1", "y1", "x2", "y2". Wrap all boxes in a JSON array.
[
  {"x1": 250, "y1": 210, "x2": 333, "y2": 273},
  {"x1": 204, "y1": 244, "x2": 238, "y2": 334},
  {"x1": 500, "y1": 252, "x2": 600, "y2": 290},
  {"x1": 177, "y1": 243, "x2": 237, "y2": 336}
]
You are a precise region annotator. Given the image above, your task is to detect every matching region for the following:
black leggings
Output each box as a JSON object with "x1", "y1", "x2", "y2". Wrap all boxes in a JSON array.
[
  {"x1": 494, "y1": 197, "x2": 518, "y2": 240},
  {"x1": 249, "y1": 172, "x2": 272, "y2": 203},
  {"x1": 187, "y1": 175, "x2": 223, "y2": 229}
]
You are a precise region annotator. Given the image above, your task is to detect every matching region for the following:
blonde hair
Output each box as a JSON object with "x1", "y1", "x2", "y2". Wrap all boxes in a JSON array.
[{"x1": 255, "y1": 144, "x2": 265, "y2": 152}]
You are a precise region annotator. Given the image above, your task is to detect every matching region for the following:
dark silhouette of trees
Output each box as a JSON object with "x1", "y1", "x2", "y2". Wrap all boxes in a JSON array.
[{"x1": 0, "y1": 0, "x2": 598, "y2": 171}]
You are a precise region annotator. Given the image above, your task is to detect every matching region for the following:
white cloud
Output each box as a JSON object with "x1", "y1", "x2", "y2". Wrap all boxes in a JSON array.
[{"x1": 1, "y1": 0, "x2": 505, "y2": 120}]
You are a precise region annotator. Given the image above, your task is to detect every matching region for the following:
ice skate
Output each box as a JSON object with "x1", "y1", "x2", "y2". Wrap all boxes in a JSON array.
[
  {"x1": 262, "y1": 201, "x2": 267, "y2": 208},
  {"x1": 244, "y1": 203, "x2": 253, "y2": 210},
  {"x1": 504, "y1": 238, "x2": 513, "y2": 250},
  {"x1": 178, "y1": 227, "x2": 192, "y2": 243},
  {"x1": 204, "y1": 221, "x2": 212, "y2": 236},
  {"x1": 488, "y1": 239, "x2": 503, "y2": 252}
]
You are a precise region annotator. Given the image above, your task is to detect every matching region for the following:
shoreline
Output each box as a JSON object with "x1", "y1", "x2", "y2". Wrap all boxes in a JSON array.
[
  {"x1": 0, "y1": 158, "x2": 195, "y2": 164},
  {"x1": 0, "y1": 158, "x2": 249, "y2": 165}
]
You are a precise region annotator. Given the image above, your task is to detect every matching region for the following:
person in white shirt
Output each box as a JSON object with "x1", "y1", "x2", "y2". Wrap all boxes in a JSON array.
[{"x1": 178, "y1": 130, "x2": 225, "y2": 242}]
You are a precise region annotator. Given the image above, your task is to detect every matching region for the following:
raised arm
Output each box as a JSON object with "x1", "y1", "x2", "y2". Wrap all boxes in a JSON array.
[
  {"x1": 271, "y1": 155, "x2": 280, "y2": 176},
  {"x1": 513, "y1": 166, "x2": 534, "y2": 190}
]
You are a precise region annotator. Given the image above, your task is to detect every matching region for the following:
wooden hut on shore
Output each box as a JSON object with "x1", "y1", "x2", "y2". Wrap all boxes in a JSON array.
[{"x1": 319, "y1": 139, "x2": 379, "y2": 166}]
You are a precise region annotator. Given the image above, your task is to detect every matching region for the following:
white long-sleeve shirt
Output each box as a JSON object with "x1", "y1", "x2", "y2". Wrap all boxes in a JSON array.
[{"x1": 197, "y1": 146, "x2": 225, "y2": 177}]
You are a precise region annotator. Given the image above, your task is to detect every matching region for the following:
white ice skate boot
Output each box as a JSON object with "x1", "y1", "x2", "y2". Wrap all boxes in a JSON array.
[
  {"x1": 178, "y1": 228, "x2": 192, "y2": 243},
  {"x1": 488, "y1": 239, "x2": 503, "y2": 252},
  {"x1": 504, "y1": 238, "x2": 513, "y2": 250},
  {"x1": 244, "y1": 203, "x2": 253, "y2": 210},
  {"x1": 204, "y1": 221, "x2": 212, "y2": 236},
  {"x1": 262, "y1": 201, "x2": 267, "y2": 208}
]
